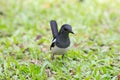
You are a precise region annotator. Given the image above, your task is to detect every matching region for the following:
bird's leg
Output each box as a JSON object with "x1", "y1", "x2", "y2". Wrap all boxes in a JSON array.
[
  {"x1": 62, "y1": 54, "x2": 65, "y2": 59},
  {"x1": 51, "y1": 53, "x2": 54, "y2": 60}
]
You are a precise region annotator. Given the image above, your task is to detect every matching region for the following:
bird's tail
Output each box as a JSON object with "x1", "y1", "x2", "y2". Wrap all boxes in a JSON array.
[{"x1": 50, "y1": 20, "x2": 58, "y2": 38}]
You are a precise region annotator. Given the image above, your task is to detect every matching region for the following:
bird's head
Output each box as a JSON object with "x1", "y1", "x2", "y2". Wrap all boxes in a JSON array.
[{"x1": 60, "y1": 24, "x2": 74, "y2": 34}]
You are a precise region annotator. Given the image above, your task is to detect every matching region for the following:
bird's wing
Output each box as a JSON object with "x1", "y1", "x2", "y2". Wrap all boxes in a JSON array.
[
  {"x1": 50, "y1": 20, "x2": 58, "y2": 38},
  {"x1": 50, "y1": 38, "x2": 56, "y2": 50}
]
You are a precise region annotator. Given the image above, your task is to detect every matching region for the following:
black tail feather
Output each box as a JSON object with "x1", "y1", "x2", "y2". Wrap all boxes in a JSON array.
[{"x1": 50, "y1": 20, "x2": 58, "y2": 38}]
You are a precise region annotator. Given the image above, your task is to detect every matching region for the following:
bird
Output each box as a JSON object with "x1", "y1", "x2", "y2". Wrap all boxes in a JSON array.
[{"x1": 50, "y1": 20, "x2": 74, "y2": 60}]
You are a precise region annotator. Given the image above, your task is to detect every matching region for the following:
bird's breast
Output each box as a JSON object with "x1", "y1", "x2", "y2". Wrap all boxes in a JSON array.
[{"x1": 51, "y1": 45, "x2": 68, "y2": 55}]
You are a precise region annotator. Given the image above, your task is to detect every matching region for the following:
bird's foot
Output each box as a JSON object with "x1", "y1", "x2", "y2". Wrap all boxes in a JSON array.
[
  {"x1": 51, "y1": 54, "x2": 54, "y2": 60},
  {"x1": 62, "y1": 54, "x2": 65, "y2": 59}
]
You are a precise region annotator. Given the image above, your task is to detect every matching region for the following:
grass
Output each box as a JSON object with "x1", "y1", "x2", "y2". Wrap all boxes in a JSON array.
[{"x1": 0, "y1": 0, "x2": 120, "y2": 80}]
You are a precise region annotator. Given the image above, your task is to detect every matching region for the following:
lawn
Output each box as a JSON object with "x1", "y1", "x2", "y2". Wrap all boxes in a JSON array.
[{"x1": 0, "y1": 0, "x2": 120, "y2": 80}]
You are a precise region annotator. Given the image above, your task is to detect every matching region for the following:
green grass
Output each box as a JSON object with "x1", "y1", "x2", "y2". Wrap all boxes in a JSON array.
[{"x1": 0, "y1": 0, "x2": 120, "y2": 80}]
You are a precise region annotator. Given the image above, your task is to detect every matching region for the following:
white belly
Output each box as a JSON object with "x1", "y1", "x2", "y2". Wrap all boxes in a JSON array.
[{"x1": 51, "y1": 46, "x2": 68, "y2": 55}]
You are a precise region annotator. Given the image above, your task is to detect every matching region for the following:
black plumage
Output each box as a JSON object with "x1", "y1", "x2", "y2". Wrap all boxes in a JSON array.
[{"x1": 50, "y1": 20, "x2": 74, "y2": 60}]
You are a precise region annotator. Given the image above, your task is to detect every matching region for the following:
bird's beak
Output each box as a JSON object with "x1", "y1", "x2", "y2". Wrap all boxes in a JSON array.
[{"x1": 70, "y1": 31, "x2": 74, "y2": 34}]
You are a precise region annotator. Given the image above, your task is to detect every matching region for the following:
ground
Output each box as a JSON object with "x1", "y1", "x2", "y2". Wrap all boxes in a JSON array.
[{"x1": 0, "y1": 0, "x2": 120, "y2": 80}]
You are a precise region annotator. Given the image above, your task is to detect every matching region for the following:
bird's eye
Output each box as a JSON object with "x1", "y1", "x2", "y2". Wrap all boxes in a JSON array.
[{"x1": 64, "y1": 28, "x2": 67, "y2": 31}]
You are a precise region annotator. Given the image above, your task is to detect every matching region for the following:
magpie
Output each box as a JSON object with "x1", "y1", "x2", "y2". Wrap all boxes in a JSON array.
[{"x1": 50, "y1": 20, "x2": 74, "y2": 60}]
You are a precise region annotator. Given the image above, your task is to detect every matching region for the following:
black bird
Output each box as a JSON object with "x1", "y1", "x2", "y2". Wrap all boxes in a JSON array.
[{"x1": 50, "y1": 20, "x2": 74, "y2": 60}]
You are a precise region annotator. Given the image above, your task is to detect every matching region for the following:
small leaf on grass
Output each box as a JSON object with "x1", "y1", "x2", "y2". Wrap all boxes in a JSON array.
[
  {"x1": 118, "y1": 74, "x2": 120, "y2": 80},
  {"x1": 117, "y1": 27, "x2": 120, "y2": 33},
  {"x1": 44, "y1": 3, "x2": 51, "y2": 9},
  {"x1": 83, "y1": 50, "x2": 89, "y2": 54},
  {"x1": 30, "y1": 59, "x2": 42, "y2": 65},
  {"x1": 0, "y1": 11, "x2": 5, "y2": 16},
  {"x1": 74, "y1": 43, "x2": 80, "y2": 48},
  {"x1": 19, "y1": 44, "x2": 24, "y2": 49},
  {"x1": 45, "y1": 67, "x2": 56, "y2": 77},
  {"x1": 0, "y1": 31, "x2": 11, "y2": 37},
  {"x1": 35, "y1": 35, "x2": 42, "y2": 41},
  {"x1": 40, "y1": 47, "x2": 47, "y2": 52},
  {"x1": 23, "y1": 48, "x2": 30, "y2": 53},
  {"x1": 45, "y1": 67, "x2": 52, "y2": 77},
  {"x1": 69, "y1": 68, "x2": 76, "y2": 76}
]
